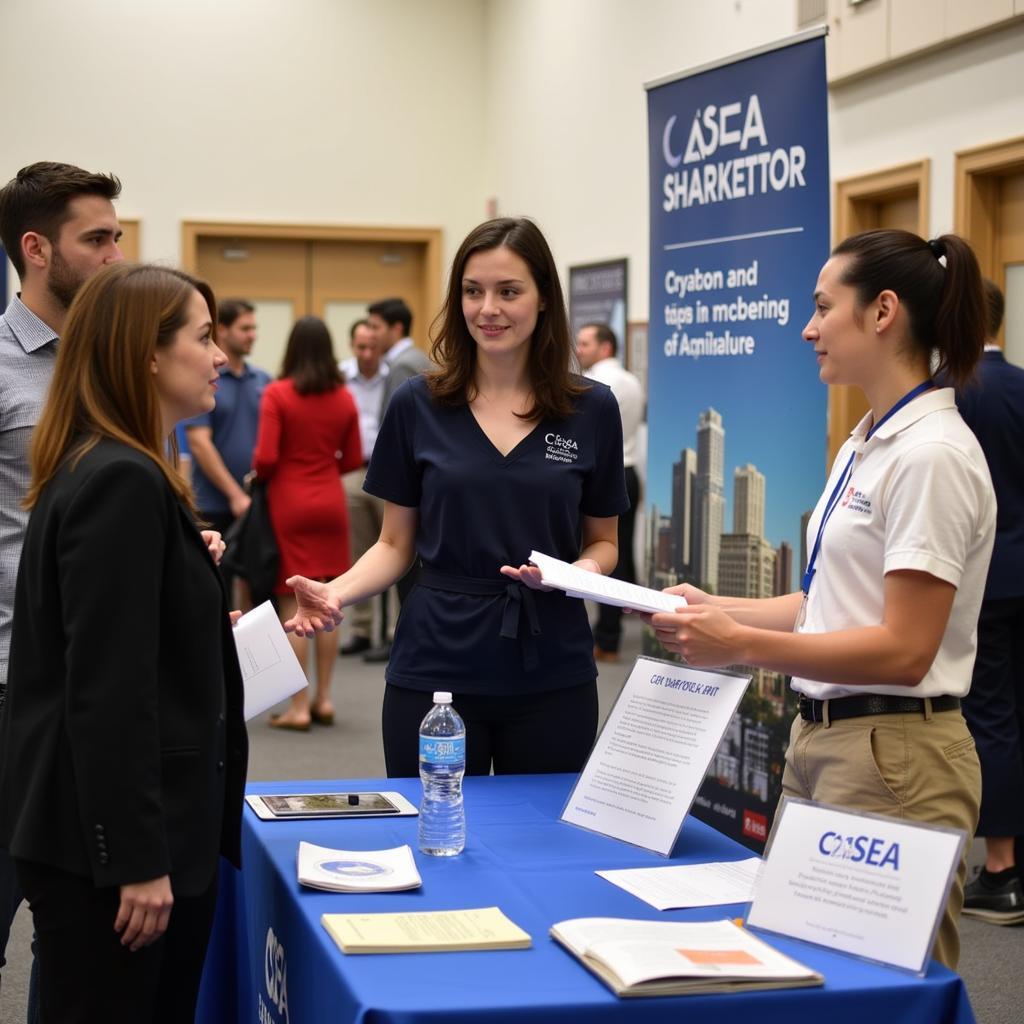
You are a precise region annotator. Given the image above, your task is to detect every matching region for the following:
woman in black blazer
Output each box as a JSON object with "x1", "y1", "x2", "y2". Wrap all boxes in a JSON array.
[{"x1": 0, "y1": 263, "x2": 248, "y2": 1022}]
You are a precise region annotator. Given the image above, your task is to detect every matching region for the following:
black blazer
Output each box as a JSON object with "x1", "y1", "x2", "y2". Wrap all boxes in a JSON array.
[
  {"x1": 0, "y1": 438, "x2": 247, "y2": 896},
  {"x1": 955, "y1": 349, "x2": 1024, "y2": 601}
]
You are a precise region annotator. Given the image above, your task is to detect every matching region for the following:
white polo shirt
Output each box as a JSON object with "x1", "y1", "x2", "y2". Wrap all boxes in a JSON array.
[{"x1": 793, "y1": 388, "x2": 995, "y2": 700}]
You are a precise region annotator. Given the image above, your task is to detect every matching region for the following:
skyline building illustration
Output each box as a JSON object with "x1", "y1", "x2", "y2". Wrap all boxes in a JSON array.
[
  {"x1": 692, "y1": 408, "x2": 725, "y2": 592},
  {"x1": 671, "y1": 448, "x2": 696, "y2": 579}
]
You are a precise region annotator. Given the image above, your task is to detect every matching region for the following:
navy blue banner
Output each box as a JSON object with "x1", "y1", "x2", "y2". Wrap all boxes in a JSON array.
[{"x1": 645, "y1": 33, "x2": 829, "y2": 850}]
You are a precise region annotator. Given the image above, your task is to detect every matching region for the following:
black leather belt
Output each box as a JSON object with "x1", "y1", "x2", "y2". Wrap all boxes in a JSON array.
[
  {"x1": 799, "y1": 693, "x2": 960, "y2": 723},
  {"x1": 417, "y1": 567, "x2": 542, "y2": 671}
]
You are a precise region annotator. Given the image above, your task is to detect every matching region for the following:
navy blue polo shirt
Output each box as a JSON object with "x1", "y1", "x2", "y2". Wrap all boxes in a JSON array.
[
  {"x1": 184, "y1": 362, "x2": 271, "y2": 516},
  {"x1": 365, "y1": 375, "x2": 628, "y2": 694}
]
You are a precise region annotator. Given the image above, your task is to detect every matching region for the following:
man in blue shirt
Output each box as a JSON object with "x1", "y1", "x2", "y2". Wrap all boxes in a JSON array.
[{"x1": 185, "y1": 299, "x2": 271, "y2": 607}]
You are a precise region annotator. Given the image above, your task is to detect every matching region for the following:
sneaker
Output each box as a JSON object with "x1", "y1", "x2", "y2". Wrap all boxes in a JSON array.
[{"x1": 962, "y1": 871, "x2": 1024, "y2": 925}]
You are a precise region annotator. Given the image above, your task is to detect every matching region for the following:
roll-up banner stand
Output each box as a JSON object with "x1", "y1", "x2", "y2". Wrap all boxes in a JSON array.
[{"x1": 644, "y1": 29, "x2": 829, "y2": 851}]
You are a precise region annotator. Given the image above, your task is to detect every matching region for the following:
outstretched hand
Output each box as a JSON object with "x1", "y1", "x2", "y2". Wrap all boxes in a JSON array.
[
  {"x1": 284, "y1": 576, "x2": 344, "y2": 636},
  {"x1": 499, "y1": 563, "x2": 553, "y2": 591},
  {"x1": 648, "y1": 604, "x2": 746, "y2": 666}
]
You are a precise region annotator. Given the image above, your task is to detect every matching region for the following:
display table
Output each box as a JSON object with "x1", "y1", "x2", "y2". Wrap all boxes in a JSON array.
[{"x1": 196, "y1": 774, "x2": 975, "y2": 1024}]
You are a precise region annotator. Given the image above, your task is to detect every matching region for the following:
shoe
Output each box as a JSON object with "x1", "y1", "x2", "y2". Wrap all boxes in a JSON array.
[
  {"x1": 962, "y1": 870, "x2": 1024, "y2": 925},
  {"x1": 363, "y1": 643, "x2": 392, "y2": 664},
  {"x1": 310, "y1": 706, "x2": 335, "y2": 726},
  {"x1": 594, "y1": 646, "x2": 620, "y2": 663},
  {"x1": 339, "y1": 636, "x2": 371, "y2": 656},
  {"x1": 269, "y1": 714, "x2": 310, "y2": 732}
]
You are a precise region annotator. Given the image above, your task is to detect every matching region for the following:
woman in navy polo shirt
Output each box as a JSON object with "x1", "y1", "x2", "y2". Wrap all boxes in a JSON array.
[
  {"x1": 645, "y1": 229, "x2": 995, "y2": 969},
  {"x1": 286, "y1": 217, "x2": 628, "y2": 775}
]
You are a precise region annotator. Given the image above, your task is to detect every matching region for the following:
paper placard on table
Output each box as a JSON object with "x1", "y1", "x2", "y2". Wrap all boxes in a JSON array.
[
  {"x1": 528, "y1": 550, "x2": 687, "y2": 614},
  {"x1": 232, "y1": 600, "x2": 308, "y2": 720},
  {"x1": 597, "y1": 857, "x2": 762, "y2": 911},
  {"x1": 745, "y1": 798, "x2": 965, "y2": 975},
  {"x1": 561, "y1": 657, "x2": 750, "y2": 855}
]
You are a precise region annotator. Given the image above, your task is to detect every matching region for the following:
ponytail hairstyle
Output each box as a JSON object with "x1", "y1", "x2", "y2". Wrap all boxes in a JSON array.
[
  {"x1": 832, "y1": 229, "x2": 985, "y2": 389},
  {"x1": 26, "y1": 262, "x2": 214, "y2": 514}
]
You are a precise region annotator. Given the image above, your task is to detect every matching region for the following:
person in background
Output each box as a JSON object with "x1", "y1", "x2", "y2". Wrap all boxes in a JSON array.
[
  {"x1": 0, "y1": 263, "x2": 247, "y2": 1022},
  {"x1": 254, "y1": 316, "x2": 362, "y2": 731},
  {"x1": 0, "y1": 159, "x2": 124, "y2": 1022},
  {"x1": 575, "y1": 322, "x2": 643, "y2": 662},
  {"x1": 285, "y1": 217, "x2": 627, "y2": 776},
  {"x1": 185, "y1": 298, "x2": 270, "y2": 609},
  {"x1": 954, "y1": 279, "x2": 1024, "y2": 925},
  {"x1": 339, "y1": 319, "x2": 389, "y2": 656},
  {"x1": 363, "y1": 296, "x2": 433, "y2": 661},
  {"x1": 645, "y1": 229, "x2": 994, "y2": 970}
]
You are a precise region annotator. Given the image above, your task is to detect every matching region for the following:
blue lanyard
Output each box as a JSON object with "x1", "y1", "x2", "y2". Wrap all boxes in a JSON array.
[{"x1": 801, "y1": 380, "x2": 934, "y2": 595}]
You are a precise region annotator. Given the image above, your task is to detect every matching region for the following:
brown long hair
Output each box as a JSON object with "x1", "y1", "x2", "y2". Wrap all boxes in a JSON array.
[
  {"x1": 280, "y1": 315, "x2": 343, "y2": 394},
  {"x1": 833, "y1": 229, "x2": 985, "y2": 389},
  {"x1": 26, "y1": 262, "x2": 215, "y2": 513},
  {"x1": 427, "y1": 217, "x2": 585, "y2": 420}
]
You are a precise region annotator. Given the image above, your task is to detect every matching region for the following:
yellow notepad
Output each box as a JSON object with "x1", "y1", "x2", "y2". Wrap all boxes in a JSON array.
[{"x1": 321, "y1": 906, "x2": 532, "y2": 954}]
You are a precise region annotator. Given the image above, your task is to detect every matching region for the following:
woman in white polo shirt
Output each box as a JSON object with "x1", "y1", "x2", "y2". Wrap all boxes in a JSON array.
[{"x1": 648, "y1": 229, "x2": 995, "y2": 970}]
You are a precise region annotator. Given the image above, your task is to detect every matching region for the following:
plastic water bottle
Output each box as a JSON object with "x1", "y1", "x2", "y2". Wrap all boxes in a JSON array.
[{"x1": 418, "y1": 691, "x2": 466, "y2": 856}]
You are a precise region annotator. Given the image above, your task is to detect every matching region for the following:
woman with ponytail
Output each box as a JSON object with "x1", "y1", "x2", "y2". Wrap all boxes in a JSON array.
[{"x1": 645, "y1": 229, "x2": 995, "y2": 969}]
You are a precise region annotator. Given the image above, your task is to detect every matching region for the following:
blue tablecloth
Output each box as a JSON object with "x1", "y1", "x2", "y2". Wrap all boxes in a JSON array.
[{"x1": 197, "y1": 774, "x2": 975, "y2": 1024}]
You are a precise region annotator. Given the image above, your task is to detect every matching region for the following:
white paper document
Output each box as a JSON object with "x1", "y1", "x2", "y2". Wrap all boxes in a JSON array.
[
  {"x1": 597, "y1": 857, "x2": 762, "y2": 911},
  {"x1": 746, "y1": 798, "x2": 966, "y2": 974},
  {"x1": 528, "y1": 550, "x2": 687, "y2": 614},
  {"x1": 233, "y1": 600, "x2": 308, "y2": 720},
  {"x1": 298, "y1": 842, "x2": 422, "y2": 893},
  {"x1": 561, "y1": 657, "x2": 750, "y2": 855}
]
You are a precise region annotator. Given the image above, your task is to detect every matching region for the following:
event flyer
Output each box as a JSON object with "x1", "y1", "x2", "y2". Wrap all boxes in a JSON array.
[
  {"x1": 746, "y1": 799, "x2": 965, "y2": 974},
  {"x1": 562, "y1": 657, "x2": 749, "y2": 854}
]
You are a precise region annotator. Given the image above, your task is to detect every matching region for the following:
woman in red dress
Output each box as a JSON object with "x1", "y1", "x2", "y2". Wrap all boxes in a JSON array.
[{"x1": 253, "y1": 316, "x2": 362, "y2": 729}]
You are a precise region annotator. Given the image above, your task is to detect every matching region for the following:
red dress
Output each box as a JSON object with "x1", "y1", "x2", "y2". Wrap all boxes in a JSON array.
[{"x1": 253, "y1": 379, "x2": 363, "y2": 593}]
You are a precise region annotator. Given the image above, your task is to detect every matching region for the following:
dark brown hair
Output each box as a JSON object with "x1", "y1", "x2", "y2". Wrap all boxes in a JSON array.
[
  {"x1": 280, "y1": 316, "x2": 343, "y2": 395},
  {"x1": 27, "y1": 263, "x2": 214, "y2": 513},
  {"x1": 0, "y1": 161, "x2": 121, "y2": 278},
  {"x1": 217, "y1": 298, "x2": 255, "y2": 328},
  {"x1": 580, "y1": 322, "x2": 618, "y2": 357},
  {"x1": 982, "y1": 279, "x2": 1005, "y2": 340},
  {"x1": 832, "y1": 229, "x2": 985, "y2": 389},
  {"x1": 428, "y1": 217, "x2": 584, "y2": 420}
]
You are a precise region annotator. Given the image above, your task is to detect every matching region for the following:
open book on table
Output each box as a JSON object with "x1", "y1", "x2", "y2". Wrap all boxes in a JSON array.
[
  {"x1": 550, "y1": 917, "x2": 823, "y2": 997},
  {"x1": 528, "y1": 550, "x2": 687, "y2": 614}
]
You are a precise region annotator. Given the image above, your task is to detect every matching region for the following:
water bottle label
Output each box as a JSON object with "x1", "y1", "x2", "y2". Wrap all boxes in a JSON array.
[{"x1": 419, "y1": 736, "x2": 465, "y2": 766}]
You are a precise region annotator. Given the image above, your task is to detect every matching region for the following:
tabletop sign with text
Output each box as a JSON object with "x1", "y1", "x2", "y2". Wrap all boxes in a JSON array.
[
  {"x1": 746, "y1": 798, "x2": 965, "y2": 975},
  {"x1": 562, "y1": 657, "x2": 749, "y2": 855}
]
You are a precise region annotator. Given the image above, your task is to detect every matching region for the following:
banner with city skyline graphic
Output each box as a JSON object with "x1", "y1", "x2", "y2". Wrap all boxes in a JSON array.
[{"x1": 645, "y1": 31, "x2": 829, "y2": 851}]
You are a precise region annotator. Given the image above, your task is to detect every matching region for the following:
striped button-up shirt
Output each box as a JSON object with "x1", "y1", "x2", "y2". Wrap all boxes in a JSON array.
[{"x1": 0, "y1": 296, "x2": 58, "y2": 691}]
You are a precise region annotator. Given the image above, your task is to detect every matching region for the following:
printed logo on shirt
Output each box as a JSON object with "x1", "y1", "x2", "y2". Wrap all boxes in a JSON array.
[
  {"x1": 544, "y1": 432, "x2": 579, "y2": 464},
  {"x1": 840, "y1": 486, "x2": 871, "y2": 515}
]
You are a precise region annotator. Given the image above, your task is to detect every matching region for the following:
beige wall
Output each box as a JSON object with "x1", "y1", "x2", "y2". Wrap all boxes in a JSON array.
[
  {"x1": 1, "y1": 0, "x2": 487, "y2": 294},
  {"x1": 5, "y1": 0, "x2": 1024, "y2": 320}
]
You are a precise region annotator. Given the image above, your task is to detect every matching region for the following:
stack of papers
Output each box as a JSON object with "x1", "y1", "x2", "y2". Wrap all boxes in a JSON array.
[
  {"x1": 550, "y1": 917, "x2": 823, "y2": 997},
  {"x1": 597, "y1": 857, "x2": 762, "y2": 911},
  {"x1": 298, "y1": 842, "x2": 422, "y2": 893},
  {"x1": 528, "y1": 551, "x2": 686, "y2": 614},
  {"x1": 322, "y1": 906, "x2": 532, "y2": 954}
]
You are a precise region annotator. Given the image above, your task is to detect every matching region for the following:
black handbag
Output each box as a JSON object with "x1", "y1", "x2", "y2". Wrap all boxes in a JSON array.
[{"x1": 222, "y1": 480, "x2": 278, "y2": 606}]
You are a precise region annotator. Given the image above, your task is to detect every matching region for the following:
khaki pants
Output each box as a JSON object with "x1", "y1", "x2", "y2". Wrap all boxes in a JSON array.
[
  {"x1": 343, "y1": 467, "x2": 386, "y2": 639},
  {"x1": 781, "y1": 706, "x2": 981, "y2": 970}
]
